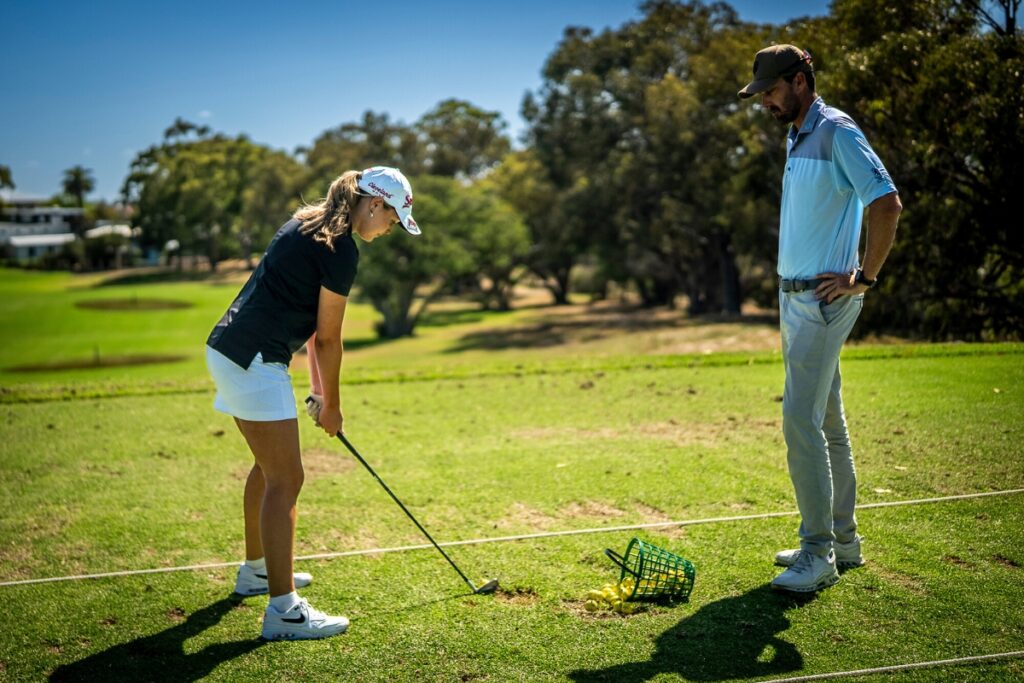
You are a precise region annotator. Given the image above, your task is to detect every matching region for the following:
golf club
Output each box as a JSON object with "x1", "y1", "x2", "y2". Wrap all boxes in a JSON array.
[{"x1": 325, "y1": 422, "x2": 498, "y2": 595}]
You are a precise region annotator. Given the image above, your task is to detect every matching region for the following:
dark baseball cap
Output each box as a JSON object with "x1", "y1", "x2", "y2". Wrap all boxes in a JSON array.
[{"x1": 737, "y1": 44, "x2": 813, "y2": 99}]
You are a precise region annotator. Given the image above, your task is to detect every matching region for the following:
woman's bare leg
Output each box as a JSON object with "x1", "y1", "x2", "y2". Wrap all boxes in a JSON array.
[
  {"x1": 243, "y1": 463, "x2": 265, "y2": 561},
  {"x1": 233, "y1": 417, "x2": 304, "y2": 597}
]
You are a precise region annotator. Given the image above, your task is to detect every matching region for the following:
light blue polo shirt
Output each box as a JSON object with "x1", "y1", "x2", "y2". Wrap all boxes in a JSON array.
[{"x1": 778, "y1": 97, "x2": 896, "y2": 279}]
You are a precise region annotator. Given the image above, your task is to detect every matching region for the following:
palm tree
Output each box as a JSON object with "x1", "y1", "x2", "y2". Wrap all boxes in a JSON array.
[
  {"x1": 62, "y1": 166, "x2": 95, "y2": 207},
  {"x1": 0, "y1": 165, "x2": 13, "y2": 210}
]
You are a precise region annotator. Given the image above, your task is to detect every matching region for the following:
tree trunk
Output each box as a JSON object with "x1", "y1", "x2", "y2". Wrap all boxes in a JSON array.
[
  {"x1": 240, "y1": 231, "x2": 254, "y2": 270},
  {"x1": 545, "y1": 268, "x2": 571, "y2": 305},
  {"x1": 716, "y1": 232, "x2": 742, "y2": 315}
]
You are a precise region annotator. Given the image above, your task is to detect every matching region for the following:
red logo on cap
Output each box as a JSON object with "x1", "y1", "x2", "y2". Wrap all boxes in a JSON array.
[{"x1": 402, "y1": 194, "x2": 413, "y2": 209}]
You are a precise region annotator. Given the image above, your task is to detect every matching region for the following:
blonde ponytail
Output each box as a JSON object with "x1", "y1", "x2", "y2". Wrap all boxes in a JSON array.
[{"x1": 294, "y1": 171, "x2": 361, "y2": 251}]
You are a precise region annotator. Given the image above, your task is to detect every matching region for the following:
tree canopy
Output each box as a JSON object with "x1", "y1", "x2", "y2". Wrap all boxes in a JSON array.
[{"x1": 110, "y1": 0, "x2": 1021, "y2": 341}]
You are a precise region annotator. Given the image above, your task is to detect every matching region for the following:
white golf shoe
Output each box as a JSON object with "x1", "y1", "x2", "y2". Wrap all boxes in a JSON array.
[
  {"x1": 775, "y1": 536, "x2": 865, "y2": 569},
  {"x1": 261, "y1": 598, "x2": 349, "y2": 641},
  {"x1": 234, "y1": 563, "x2": 313, "y2": 596},
  {"x1": 771, "y1": 549, "x2": 840, "y2": 593}
]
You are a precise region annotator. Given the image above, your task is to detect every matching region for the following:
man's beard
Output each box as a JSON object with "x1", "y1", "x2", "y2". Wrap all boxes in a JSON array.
[
  {"x1": 769, "y1": 104, "x2": 799, "y2": 124},
  {"x1": 768, "y1": 92, "x2": 801, "y2": 124}
]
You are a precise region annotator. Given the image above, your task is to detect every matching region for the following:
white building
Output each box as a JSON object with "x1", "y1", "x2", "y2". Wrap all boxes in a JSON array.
[
  {"x1": 7, "y1": 233, "x2": 77, "y2": 260},
  {"x1": 0, "y1": 191, "x2": 82, "y2": 262}
]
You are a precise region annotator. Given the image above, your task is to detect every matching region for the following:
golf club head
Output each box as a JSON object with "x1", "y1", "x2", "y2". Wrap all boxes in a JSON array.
[{"x1": 474, "y1": 579, "x2": 499, "y2": 595}]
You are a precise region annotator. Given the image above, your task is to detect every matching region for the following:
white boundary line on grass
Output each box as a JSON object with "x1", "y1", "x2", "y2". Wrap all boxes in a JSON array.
[
  {"x1": 1, "y1": 488, "x2": 1022, "y2": 588},
  {"x1": 760, "y1": 650, "x2": 1024, "y2": 683}
]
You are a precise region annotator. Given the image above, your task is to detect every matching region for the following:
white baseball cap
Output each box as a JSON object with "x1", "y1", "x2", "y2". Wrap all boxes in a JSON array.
[{"x1": 357, "y1": 166, "x2": 420, "y2": 236}]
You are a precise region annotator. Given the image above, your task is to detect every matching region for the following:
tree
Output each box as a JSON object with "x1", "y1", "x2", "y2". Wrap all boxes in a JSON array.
[
  {"x1": 416, "y1": 99, "x2": 512, "y2": 178},
  {"x1": 522, "y1": 1, "x2": 777, "y2": 312},
  {"x1": 0, "y1": 165, "x2": 12, "y2": 211},
  {"x1": 123, "y1": 121, "x2": 298, "y2": 272},
  {"x1": 236, "y1": 151, "x2": 305, "y2": 268},
  {"x1": 355, "y1": 176, "x2": 530, "y2": 336},
  {"x1": 450, "y1": 184, "x2": 531, "y2": 310},
  {"x1": 810, "y1": 0, "x2": 1024, "y2": 339},
  {"x1": 486, "y1": 150, "x2": 580, "y2": 304},
  {"x1": 356, "y1": 176, "x2": 473, "y2": 338},
  {"x1": 302, "y1": 111, "x2": 424, "y2": 197},
  {"x1": 62, "y1": 165, "x2": 94, "y2": 207},
  {"x1": 959, "y1": 0, "x2": 1020, "y2": 35}
]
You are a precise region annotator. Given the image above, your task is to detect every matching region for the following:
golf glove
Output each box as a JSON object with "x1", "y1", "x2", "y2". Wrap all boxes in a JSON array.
[{"x1": 305, "y1": 394, "x2": 323, "y2": 423}]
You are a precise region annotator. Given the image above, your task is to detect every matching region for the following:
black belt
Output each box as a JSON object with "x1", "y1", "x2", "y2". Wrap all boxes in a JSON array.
[{"x1": 779, "y1": 277, "x2": 826, "y2": 293}]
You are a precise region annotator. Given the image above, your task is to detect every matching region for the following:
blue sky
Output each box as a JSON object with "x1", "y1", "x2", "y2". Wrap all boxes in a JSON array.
[{"x1": 2, "y1": 1, "x2": 830, "y2": 201}]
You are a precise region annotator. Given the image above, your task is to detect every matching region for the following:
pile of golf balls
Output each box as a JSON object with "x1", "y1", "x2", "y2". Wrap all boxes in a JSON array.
[{"x1": 583, "y1": 578, "x2": 641, "y2": 614}]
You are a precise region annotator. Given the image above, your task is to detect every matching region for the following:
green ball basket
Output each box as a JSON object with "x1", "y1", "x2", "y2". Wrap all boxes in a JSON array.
[{"x1": 604, "y1": 537, "x2": 696, "y2": 602}]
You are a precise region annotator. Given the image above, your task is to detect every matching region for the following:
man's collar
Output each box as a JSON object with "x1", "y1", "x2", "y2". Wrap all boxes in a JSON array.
[{"x1": 789, "y1": 96, "x2": 825, "y2": 142}]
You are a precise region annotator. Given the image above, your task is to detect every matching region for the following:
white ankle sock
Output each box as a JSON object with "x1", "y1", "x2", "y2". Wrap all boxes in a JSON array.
[
  {"x1": 269, "y1": 591, "x2": 300, "y2": 613},
  {"x1": 245, "y1": 557, "x2": 266, "y2": 570}
]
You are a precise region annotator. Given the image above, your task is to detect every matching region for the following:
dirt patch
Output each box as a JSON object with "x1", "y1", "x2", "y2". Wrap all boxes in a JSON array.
[
  {"x1": 0, "y1": 542, "x2": 35, "y2": 582},
  {"x1": 7, "y1": 354, "x2": 187, "y2": 372},
  {"x1": 496, "y1": 586, "x2": 540, "y2": 605},
  {"x1": 493, "y1": 502, "x2": 560, "y2": 531},
  {"x1": 496, "y1": 499, "x2": 691, "y2": 535},
  {"x1": 302, "y1": 448, "x2": 356, "y2": 479},
  {"x1": 871, "y1": 566, "x2": 928, "y2": 596},
  {"x1": 166, "y1": 607, "x2": 187, "y2": 623},
  {"x1": 75, "y1": 298, "x2": 193, "y2": 311},
  {"x1": 942, "y1": 554, "x2": 976, "y2": 568},
  {"x1": 633, "y1": 502, "x2": 687, "y2": 539},
  {"x1": 305, "y1": 529, "x2": 382, "y2": 556},
  {"x1": 561, "y1": 500, "x2": 627, "y2": 519},
  {"x1": 513, "y1": 419, "x2": 777, "y2": 448},
  {"x1": 992, "y1": 554, "x2": 1020, "y2": 569},
  {"x1": 230, "y1": 449, "x2": 355, "y2": 483},
  {"x1": 450, "y1": 296, "x2": 783, "y2": 354},
  {"x1": 514, "y1": 426, "x2": 625, "y2": 442}
]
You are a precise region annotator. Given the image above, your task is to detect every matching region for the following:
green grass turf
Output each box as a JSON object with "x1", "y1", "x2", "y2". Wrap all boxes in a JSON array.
[
  {"x1": 0, "y1": 266, "x2": 612, "y2": 389},
  {"x1": 1, "y1": 326, "x2": 1022, "y2": 681}
]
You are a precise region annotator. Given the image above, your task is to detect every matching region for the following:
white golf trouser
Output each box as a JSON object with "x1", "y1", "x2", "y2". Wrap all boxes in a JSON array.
[{"x1": 779, "y1": 289, "x2": 864, "y2": 557}]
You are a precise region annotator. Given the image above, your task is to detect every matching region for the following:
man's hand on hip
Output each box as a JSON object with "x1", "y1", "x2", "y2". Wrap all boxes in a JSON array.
[{"x1": 814, "y1": 270, "x2": 868, "y2": 303}]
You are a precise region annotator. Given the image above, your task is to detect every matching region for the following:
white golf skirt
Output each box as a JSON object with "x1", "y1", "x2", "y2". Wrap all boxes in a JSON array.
[{"x1": 206, "y1": 345, "x2": 298, "y2": 422}]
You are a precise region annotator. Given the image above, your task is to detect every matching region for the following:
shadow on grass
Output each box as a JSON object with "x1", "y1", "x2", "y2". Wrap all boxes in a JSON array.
[
  {"x1": 568, "y1": 584, "x2": 810, "y2": 682},
  {"x1": 339, "y1": 336, "x2": 391, "y2": 352},
  {"x1": 446, "y1": 305, "x2": 778, "y2": 353},
  {"x1": 418, "y1": 307, "x2": 492, "y2": 328},
  {"x1": 49, "y1": 597, "x2": 263, "y2": 683}
]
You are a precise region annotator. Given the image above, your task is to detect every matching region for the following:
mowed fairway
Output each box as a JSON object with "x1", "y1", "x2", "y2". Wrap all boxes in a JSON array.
[{"x1": 1, "y1": 267, "x2": 1023, "y2": 682}]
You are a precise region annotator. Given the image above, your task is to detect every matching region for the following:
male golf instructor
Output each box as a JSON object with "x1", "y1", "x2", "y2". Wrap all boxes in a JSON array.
[{"x1": 738, "y1": 45, "x2": 902, "y2": 592}]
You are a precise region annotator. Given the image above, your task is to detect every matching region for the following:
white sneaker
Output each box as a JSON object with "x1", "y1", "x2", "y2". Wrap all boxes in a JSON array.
[
  {"x1": 771, "y1": 549, "x2": 840, "y2": 593},
  {"x1": 775, "y1": 536, "x2": 865, "y2": 569},
  {"x1": 234, "y1": 564, "x2": 313, "y2": 596},
  {"x1": 261, "y1": 598, "x2": 349, "y2": 641}
]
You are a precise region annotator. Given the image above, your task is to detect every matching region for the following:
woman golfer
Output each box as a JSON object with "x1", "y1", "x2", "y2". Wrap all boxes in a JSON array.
[{"x1": 205, "y1": 166, "x2": 420, "y2": 640}]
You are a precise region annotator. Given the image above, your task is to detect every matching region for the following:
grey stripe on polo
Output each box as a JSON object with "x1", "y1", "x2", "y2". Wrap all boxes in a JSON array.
[{"x1": 789, "y1": 121, "x2": 835, "y2": 161}]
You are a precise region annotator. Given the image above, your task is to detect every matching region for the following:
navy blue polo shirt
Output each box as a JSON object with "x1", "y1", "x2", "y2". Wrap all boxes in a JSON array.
[
  {"x1": 779, "y1": 97, "x2": 897, "y2": 279},
  {"x1": 206, "y1": 219, "x2": 358, "y2": 368}
]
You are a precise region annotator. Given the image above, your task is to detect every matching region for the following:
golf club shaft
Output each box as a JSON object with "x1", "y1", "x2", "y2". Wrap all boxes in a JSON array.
[{"x1": 335, "y1": 433, "x2": 478, "y2": 592}]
